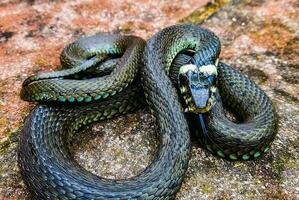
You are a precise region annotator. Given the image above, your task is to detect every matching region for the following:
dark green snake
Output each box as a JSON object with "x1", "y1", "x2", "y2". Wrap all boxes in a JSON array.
[{"x1": 18, "y1": 24, "x2": 278, "y2": 199}]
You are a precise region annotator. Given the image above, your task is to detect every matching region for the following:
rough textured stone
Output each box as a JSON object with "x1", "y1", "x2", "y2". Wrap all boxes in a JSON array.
[{"x1": 0, "y1": 0, "x2": 298, "y2": 199}]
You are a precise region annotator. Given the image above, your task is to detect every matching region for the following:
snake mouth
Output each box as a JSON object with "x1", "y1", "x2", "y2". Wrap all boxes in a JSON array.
[{"x1": 179, "y1": 64, "x2": 217, "y2": 114}]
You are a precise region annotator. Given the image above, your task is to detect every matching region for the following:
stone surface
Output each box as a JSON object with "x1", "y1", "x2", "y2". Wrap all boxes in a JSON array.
[{"x1": 0, "y1": 0, "x2": 298, "y2": 199}]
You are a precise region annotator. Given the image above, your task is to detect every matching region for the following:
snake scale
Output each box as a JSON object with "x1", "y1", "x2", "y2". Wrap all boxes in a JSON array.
[{"x1": 18, "y1": 24, "x2": 278, "y2": 199}]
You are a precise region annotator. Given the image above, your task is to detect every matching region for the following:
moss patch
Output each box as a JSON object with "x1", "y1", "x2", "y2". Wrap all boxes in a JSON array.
[
  {"x1": 180, "y1": 0, "x2": 231, "y2": 24},
  {"x1": 0, "y1": 128, "x2": 21, "y2": 156}
]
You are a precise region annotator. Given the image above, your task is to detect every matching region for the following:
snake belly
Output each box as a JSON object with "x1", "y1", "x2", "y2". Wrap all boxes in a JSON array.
[{"x1": 18, "y1": 24, "x2": 278, "y2": 199}]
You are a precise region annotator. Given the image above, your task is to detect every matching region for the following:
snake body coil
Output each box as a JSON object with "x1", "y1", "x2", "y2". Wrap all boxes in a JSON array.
[{"x1": 18, "y1": 24, "x2": 278, "y2": 199}]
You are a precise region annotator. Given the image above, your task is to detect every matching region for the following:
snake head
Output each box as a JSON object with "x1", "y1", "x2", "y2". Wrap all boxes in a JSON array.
[{"x1": 179, "y1": 64, "x2": 217, "y2": 113}]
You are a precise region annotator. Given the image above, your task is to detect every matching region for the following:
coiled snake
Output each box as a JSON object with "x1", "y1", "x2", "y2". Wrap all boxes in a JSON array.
[{"x1": 18, "y1": 24, "x2": 278, "y2": 199}]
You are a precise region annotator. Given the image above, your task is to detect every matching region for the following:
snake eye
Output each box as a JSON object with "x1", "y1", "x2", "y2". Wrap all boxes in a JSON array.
[
  {"x1": 191, "y1": 73, "x2": 198, "y2": 82},
  {"x1": 208, "y1": 75, "x2": 216, "y2": 85}
]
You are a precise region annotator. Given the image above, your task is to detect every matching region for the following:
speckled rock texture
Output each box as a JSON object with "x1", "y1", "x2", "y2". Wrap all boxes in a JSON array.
[{"x1": 0, "y1": 0, "x2": 298, "y2": 199}]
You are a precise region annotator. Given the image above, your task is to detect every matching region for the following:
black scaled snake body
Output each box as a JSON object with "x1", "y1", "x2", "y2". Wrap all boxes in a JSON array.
[{"x1": 18, "y1": 24, "x2": 278, "y2": 199}]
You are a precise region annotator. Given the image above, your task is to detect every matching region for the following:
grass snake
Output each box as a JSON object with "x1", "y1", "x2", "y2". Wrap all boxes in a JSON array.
[{"x1": 18, "y1": 24, "x2": 278, "y2": 199}]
